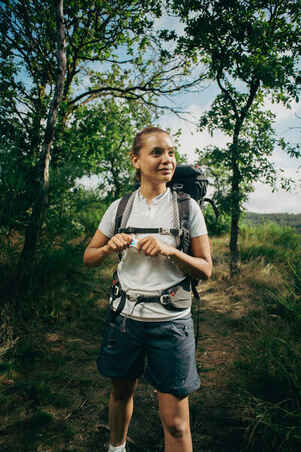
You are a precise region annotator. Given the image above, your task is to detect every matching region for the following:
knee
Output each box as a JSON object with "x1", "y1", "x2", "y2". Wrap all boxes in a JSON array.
[{"x1": 162, "y1": 415, "x2": 189, "y2": 439}]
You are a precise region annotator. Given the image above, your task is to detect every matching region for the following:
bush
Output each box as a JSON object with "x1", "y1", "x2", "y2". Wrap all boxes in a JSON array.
[{"x1": 204, "y1": 206, "x2": 231, "y2": 236}]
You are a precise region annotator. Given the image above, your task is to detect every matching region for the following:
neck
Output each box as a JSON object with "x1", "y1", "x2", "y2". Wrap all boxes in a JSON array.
[{"x1": 139, "y1": 182, "x2": 167, "y2": 203}]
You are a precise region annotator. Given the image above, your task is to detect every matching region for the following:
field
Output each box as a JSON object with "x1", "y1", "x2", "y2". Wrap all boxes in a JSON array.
[{"x1": 0, "y1": 223, "x2": 300, "y2": 451}]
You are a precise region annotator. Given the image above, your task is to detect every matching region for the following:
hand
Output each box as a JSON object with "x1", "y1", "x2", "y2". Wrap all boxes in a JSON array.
[
  {"x1": 137, "y1": 235, "x2": 174, "y2": 257},
  {"x1": 106, "y1": 233, "x2": 132, "y2": 254}
]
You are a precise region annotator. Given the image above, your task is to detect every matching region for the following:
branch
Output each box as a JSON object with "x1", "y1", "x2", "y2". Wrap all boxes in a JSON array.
[
  {"x1": 216, "y1": 72, "x2": 239, "y2": 120},
  {"x1": 13, "y1": 105, "x2": 31, "y2": 135},
  {"x1": 235, "y1": 78, "x2": 261, "y2": 136},
  {"x1": 68, "y1": 66, "x2": 203, "y2": 108}
]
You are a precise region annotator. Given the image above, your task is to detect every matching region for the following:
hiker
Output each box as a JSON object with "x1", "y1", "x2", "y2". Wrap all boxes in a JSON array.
[{"x1": 83, "y1": 127, "x2": 212, "y2": 452}]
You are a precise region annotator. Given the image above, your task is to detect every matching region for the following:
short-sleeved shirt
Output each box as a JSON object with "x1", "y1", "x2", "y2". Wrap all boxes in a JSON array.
[{"x1": 98, "y1": 188, "x2": 207, "y2": 321}]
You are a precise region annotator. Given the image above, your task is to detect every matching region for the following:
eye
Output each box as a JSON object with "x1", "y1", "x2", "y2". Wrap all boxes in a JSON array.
[{"x1": 152, "y1": 147, "x2": 162, "y2": 156}]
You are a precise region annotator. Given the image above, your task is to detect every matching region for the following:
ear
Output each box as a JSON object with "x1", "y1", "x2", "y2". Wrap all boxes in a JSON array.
[{"x1": 131, "y1": 153, "x2": 140, "y2": 169}]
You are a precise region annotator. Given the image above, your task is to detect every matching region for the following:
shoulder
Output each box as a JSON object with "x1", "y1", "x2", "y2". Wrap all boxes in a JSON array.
[
  {"x1": 188, "y1": 197, "x2": 203, "y2": 216},
  {"x1": 103, "y1": 198, "x2": 122, "y2": 218}
]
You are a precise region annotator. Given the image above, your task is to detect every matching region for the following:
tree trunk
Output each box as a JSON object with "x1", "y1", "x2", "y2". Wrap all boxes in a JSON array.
[
  {"x1": 16, "y1": 0, "x2": 66, "y2": 294},
  {"x1": 230, "y1": 146, "x2": 241, "y2": 277}
]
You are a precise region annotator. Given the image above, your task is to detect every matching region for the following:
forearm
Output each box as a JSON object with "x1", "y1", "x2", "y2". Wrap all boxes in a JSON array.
[
  {"x1": 83, "y1": 244, "x2": 112, "y2": 267},
  {"x1": 169, "y1": 248, "x2": 212, "y2": 280}
]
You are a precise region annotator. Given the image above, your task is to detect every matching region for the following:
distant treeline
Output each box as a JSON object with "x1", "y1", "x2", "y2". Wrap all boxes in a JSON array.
[{"x1": 244, "y1": 212, "x2": 301, "y2": 233}]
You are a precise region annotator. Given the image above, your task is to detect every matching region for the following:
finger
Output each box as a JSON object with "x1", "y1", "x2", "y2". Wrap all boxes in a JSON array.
[
  {"x1": 112, "y1": 237, "x2": 126, "y2": 250},
  {"x1": 108, "y1": 240, "x2": 118, "y2": 251},
  {"x1": 121, "y1": 233, "x2": 133, "y2": 244}
]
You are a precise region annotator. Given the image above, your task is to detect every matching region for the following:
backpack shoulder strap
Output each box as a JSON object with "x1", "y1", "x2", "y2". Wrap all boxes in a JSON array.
[
  {"x1": 176, "y1": 190, "x2": 191, "y2": 229},
  {"x1": 114, "y1": 191, "x2": 136, "y2": 235},
  {"x1": 172, "y1": 189, "x2": 191, "y2": 253}
]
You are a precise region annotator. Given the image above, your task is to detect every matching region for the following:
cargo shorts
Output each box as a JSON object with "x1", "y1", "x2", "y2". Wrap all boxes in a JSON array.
[{"x1": 97, "y1": 310, "x2": 200, "y2": 399}]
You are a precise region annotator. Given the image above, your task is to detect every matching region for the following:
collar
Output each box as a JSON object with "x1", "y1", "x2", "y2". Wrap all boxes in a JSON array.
[{"x1": 137, "y1": 187, "x2": 171, "y2": 205}]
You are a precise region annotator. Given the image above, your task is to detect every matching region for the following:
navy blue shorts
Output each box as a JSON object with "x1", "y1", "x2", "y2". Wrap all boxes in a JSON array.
[{"x1": 97, "y1": 311, "x2": 200, "y2": 399}]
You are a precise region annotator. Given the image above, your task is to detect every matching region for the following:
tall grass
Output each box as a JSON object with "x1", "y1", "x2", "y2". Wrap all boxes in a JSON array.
[{"x1": 234, "y1": 223, "x2": 301, "y2": 451}]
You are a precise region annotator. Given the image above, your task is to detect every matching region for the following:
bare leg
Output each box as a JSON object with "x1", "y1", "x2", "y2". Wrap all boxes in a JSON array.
[
  {"x1": 109, "y1": 377, "x2": 137, "y2": 446},
  {"x1": 158, "y1": 392, "x2": 193, "y2": 452}
]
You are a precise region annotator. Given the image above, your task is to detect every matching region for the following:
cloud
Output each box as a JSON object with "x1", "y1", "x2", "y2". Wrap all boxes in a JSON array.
[
  {"x1": 264, "y1": 96, "x2": 301, "y2": 123},
  {"x1": 158, "y1": 104, "x2": 229, "y2": 162},
  {"x1": 245, "y1": 179, "x2": 301, "y2": 214}
]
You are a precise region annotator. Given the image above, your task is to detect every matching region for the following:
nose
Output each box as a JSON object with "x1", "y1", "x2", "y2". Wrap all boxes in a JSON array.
[{"x1": 162, "y1": 150, "x2": 173, "y2": 163}]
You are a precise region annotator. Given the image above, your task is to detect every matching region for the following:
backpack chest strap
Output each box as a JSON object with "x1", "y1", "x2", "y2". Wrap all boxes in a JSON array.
[{"x1": 118, "y1": 227, "x2": 181, "y2": 236}]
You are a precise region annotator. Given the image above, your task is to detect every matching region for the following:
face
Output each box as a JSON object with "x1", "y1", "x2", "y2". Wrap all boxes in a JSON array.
[{"x1": 131, "y1": 132, "x2": 176, "y2": 185}]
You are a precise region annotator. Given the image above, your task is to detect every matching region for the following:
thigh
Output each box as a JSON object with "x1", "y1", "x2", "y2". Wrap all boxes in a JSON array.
[
  {"x1": 145, "y1": 316, "x2": 200, "y2": 399},
  {"x1": 97, "y1": 313, "x2": 145, "y2": 379}
]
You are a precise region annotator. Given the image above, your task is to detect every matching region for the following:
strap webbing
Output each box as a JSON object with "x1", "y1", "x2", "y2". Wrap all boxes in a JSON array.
[
  {"x1": 192, "y1": 282, "x2": 201, "y2": 348},
  {"x1": 114, "y1": 192, "x2": 132, "y2": 235},
  {"x1": 119, "y1": 227, "x2": 180, "y2": 236}
]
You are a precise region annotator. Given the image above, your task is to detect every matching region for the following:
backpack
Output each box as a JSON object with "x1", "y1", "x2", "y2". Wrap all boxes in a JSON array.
[{"x1": 113, "y1": 164, "x2": 215, "y2": 346}]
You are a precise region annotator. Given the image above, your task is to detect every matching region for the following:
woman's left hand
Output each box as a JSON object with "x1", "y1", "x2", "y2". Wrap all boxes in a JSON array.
[{"x1": 137, "y1": 235, "x2": 173, "y2": 257}]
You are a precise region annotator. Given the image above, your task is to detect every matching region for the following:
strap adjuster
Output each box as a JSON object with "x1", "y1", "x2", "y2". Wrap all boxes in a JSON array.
[
  {"x1": 160, "y1": 294, "x2": 171, "y2": 306},
  {"x1": 159, "y1": 228, "x2": 170, "y2": 235},
  {"x1": 113, "y1": 285, "x2": 120, "y2": 297}
]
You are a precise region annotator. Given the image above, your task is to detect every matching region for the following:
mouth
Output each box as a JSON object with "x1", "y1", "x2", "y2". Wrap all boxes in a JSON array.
[{"x1": 159, "y1": 168, "x2": 173, "y2": 174}]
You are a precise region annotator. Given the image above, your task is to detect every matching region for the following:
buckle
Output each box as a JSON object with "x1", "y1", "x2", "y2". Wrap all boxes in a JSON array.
[
  {"x1": 160, "y1": 294, "x2": 170, "y2": 306},
  {"x1": 113, "y1": 285, "x2": 120, "y2": 297},
  {"x1": 127, "y1": 293, "x2": 139, "y2": 302},
  {"x1": 159, "y1": 228, "x2": 170, "y2": 235}
]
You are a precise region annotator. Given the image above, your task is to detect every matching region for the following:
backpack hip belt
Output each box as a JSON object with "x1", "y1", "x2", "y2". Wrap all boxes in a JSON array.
[{"x1": 110, "y1": 273, "x2": 192, "y2": 316}]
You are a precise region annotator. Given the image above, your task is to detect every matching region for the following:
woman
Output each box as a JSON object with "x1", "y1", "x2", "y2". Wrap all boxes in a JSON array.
[{"x1": 83, "y1": 127, "x2": 212, "y2": 452}]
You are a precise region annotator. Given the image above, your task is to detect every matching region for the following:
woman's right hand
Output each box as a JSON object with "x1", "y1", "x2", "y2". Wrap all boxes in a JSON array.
[
  {"x1": 105, "y1": 233, "x2": 132, "y2": 253},
  {"x1": 83, "y1": 230, "x2": 132, "y2": 267}
]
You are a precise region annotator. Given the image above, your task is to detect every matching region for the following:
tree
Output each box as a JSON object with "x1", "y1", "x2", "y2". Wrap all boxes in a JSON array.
[
  {"x1": 62, "y1": 98, "x2": 155, "y2": 202},
  {"x1": 168, "y1": 0, "x2": 301, "y2": 275},
  {"x1": 0, "y1": 0, "x2": 199, "y2": 290}
]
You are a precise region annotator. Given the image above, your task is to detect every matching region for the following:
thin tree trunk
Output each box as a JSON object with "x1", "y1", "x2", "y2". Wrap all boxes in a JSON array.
[
  {"x1": 230, "y1": 144, "x2": 241, "y2": 277},
  {"x1": 17, "y1": 0, "x2": 66, "y2": 293},
  {"x1": 228, "y1": 79, "x2": 260, "y2": 278}
]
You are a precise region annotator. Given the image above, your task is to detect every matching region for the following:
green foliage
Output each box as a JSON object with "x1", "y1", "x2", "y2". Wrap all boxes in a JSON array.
[
  {"x1": 245, "y1": 211, "x2": 301, "y2": 234},
  {"x1": 203, "y1": 204, "x2": 231, "y2": 236},
  {"x1": 240, "y1": 223, "x2": 300, "y2": 264},
  {"x1": 1, "y1": 0, "x2": 198, "y2": 282}
]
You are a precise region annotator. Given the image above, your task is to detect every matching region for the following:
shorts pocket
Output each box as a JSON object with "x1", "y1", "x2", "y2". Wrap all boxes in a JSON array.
[
  {"x1": 102, "y1": 319, "x2": 123, "y2": 350},
  {"x1": 170, "y1": 318, "x2": 194, "y2": 339}
]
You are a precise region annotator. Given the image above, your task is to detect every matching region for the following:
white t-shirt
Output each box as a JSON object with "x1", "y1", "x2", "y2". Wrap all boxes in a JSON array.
[{"x1": 98, "y1": 188, "x2": 208, "y2": 321}]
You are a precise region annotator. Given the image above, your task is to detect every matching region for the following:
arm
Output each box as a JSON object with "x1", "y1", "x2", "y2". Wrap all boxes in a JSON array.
[
  {"x1": 83, "y1": 229, "x2": 132, "y2": 267},
  {"x1": 170, "y1": 235, "x2": 212, "y2": 280}
]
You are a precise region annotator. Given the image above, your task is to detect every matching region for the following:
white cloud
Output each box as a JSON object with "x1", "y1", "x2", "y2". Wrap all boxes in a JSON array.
[
  {"x1": 264, "y1": 96, "x2": 301, "y2": 123},
  {"x1": 158, "y1": 104, "x2": 229, "y2": 162},
  {"x1": 245, "y1": 180, "x2": 301, "y2": 214}
]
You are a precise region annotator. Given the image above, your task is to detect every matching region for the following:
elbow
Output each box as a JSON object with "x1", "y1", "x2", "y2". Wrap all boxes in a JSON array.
[
  {"x1": 198, "y1": 262, "x2": 212, "y2": 280},
  {"x1": 83, "y1": 251, "x2": 92, "y2": 267}
]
